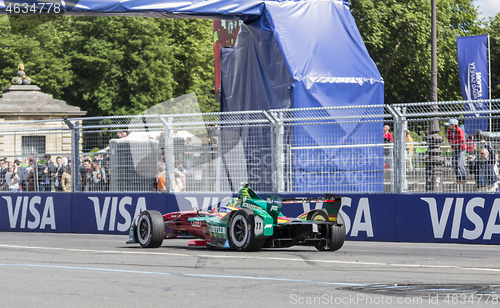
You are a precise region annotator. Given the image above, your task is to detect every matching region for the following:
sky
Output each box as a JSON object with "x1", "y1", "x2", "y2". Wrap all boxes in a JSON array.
[{"x1": 475, "y1": 0, "x2": 500, "y2": 20}]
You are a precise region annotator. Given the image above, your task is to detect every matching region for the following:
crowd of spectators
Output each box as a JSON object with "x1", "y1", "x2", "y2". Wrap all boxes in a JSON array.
[
  {"x1": 0, "y1": 155, "x2": 70, "y2": 192},
  {"x1": 0, "y1": 153, "x2": 111, "y2": 192},
  {"x1": 385, "y1": 120, "x2": 500, "y2": 192}
]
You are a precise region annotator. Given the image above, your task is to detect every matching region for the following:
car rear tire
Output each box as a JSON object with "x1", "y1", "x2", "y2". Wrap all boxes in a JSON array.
[
  {"x1": 136, "y1": 210, "x2": 164, "y2": 248},
  {"x1": 315, "y1": 211, "x2": 346, "y2": 251},
  {"x1": 227, "y1": 209, "x2": 264, "y2": 251},
  {"x1": 307, "y1": 209, "x2": 329, "y2": 222},
  {"x1": 328, "y1": 212, "x2": 346, "y2": 251}
]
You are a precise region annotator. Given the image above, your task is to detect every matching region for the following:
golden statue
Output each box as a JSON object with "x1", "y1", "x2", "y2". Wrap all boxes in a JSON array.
[{"x1": 11, "y1": 63, "x2": 31, "y2": 85}]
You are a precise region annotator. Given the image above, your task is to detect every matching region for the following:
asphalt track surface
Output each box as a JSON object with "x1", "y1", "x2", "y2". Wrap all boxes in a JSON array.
[{"x1": 1, "y1": 233, "x2": 500, "y2": 308}]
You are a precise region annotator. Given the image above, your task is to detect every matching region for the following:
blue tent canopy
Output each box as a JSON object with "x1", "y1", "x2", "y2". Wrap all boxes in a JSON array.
[
  {"x1": 1, "y1": 0, "x2": 349, "y2": 20},
  {"x1": 219, "y1": 1, "x2": 384, "y2": 192}
]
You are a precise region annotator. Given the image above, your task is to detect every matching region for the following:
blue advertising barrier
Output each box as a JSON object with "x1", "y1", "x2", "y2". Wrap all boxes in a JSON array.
[
  {"x1": 1, "y1": 192, "x2": 500, "y2": 244},
  {"x1": 72, "y1": 193, "x2": 167, "y2": 234},
  {"x1": 398, "y1": 194, "x2": 500, "y2": 244},
  {"x1": 0, "y1": 193, "x2": 72, "y2": 233}
]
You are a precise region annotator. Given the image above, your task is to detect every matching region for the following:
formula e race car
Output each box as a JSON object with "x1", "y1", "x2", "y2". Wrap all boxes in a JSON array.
[{"x1": 127, "y1": 184, "x2": 345, "y2": 252}]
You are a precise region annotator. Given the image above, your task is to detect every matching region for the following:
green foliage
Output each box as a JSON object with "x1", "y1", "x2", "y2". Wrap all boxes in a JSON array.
[
  {"x1": 62, "y1": 17, "x2": 175, "y2": 116},
  {"x1": 0, "y1": 15, "x2": 72, "y2": 97},
  {"x1": 350, "y1": 0, "x2": 484, "y2": 104},
  {"x1": 170, "y1": 19, "x2": 217, "y2": 113},
  {"x1": 0, "y1": 15, "x2": 215, "y2": 116},
  {"x1": 488, "y1": 14, "x2": 500, "y2": 99}
]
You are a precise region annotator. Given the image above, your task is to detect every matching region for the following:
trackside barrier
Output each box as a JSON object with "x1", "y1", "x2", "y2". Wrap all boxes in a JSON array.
[
  {"x1": 4, "y1": 100, "x2": 500, "y2": 195},
  {"x1": 1, "y1": 193, "x2": 500, "y2": 244}
]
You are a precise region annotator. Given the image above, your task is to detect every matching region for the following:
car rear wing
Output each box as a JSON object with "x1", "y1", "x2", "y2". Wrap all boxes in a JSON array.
[
  {"x1": 281, "y1": 194, "x2": 341, "y2": 204},
  {"x1": 281, "y1": 194, "x2": 342, "y2": 222}
]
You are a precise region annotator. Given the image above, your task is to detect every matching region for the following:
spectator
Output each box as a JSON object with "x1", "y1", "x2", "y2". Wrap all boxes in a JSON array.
[
  {"x1": 40, "y1": 154, "x2": 56, "y2": 192},
  {"x1": 155, "y1": 162, "x2": 166, "y2": 192},
  {"x1": 383, "y1": 125, "x2": 393, "y2": 143},
  {"x1": 80, "y1": 159, "x2": 92, "y2": 191},
  {"x1": 53, "y1": 156, "x2": 64, "y2": 191},
  {"x1": 466, "y1": 135, "x2": 476, "y2": 158},
  {"x1": 0, "y1": 159, "x2": 8, "y2": 191},
  {"x1": 88, "y1": 160, "x2": 106, "y2": 191},
  {"x1": 480, "y1": 140, "x2": 496, "y2": 165},
  {"x1": 406, "y1": 130, "x2": 414, "y2": 170},
  {"x1": 174, "y1": 161, "x2": 186, "y2": 192},
  {"x1": 383, "y1": 125, "x2": 393, "y2": 167},
  {"x1": 469, "y1": 148, "x2": 498, "y2": 192},
  {"x1": 25, "y1": 157, "x2": 35, "y2": 191},
  {"x1": 117, "y1": 131, "x2": 128, "y2": 138},
  {"x1": 61, "y1": 161, "x2": 76, "y2": 192},
  {"x1": 14, "y1": 159, "x2": 27, "y2": 191},
  {"x1": 445, "y1": 119, "x2": 466, "y2": 184},
  {"x1": 5, "y1": 164, "x2": 19, "y2": 192}
]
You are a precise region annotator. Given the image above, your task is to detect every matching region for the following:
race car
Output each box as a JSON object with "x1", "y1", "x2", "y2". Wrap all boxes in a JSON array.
[{"x1": 127, "y1": 184, "x2": 345, "y2": 252}]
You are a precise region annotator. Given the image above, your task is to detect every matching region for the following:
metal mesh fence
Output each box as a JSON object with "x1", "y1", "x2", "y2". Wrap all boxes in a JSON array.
[{"x1": 0, "y1": 99, "x2": 499, "y2": 194}]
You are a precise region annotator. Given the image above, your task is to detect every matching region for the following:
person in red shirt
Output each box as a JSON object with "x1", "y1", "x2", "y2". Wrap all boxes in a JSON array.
[
  {"x1": 383, "y1": 125, "x2": 393, "y2": 168},
  {"x1": 466, "y1": 135, "x2": 475, "y2": 157},
  {"x1": 383, "y1": 125, "x2": 393, "y2": 143},
  {"x1": 446, "y1": 119, "x2": 466, "y2": 183}
]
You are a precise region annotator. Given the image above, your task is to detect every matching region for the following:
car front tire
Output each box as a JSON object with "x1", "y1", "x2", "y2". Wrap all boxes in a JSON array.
[
  {"x1": 136, "y1": 210, "x2": 164, "y2": 248},
  {"x1": 227, "y1": 209, "x2": 264, "y2": 251}
]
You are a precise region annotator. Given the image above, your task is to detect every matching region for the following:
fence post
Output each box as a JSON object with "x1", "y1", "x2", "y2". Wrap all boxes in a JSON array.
[
  {"x1": 385, "y1": 106, "x2": 399, "y2": 193},
  {"x1": 64, "y1": 119, "x2": 80, "y2": 193},
  {"x1": 392, "y1": 108, "x2": 408, "y2": 193},
  {"x1": 401, "y1": 108, "x2": 408, "y2": 192},
  {"x1": 73, "y1": 121, "x2": 80, "y2": 192},
  {"x1": 265, "y1": 110, "x2": 284, "y2": 193},
  {"x1": 275, "y1": 113, "x2": 284, "y2": 193},
  {"x1": 160, "y1": 116, "x2": 175, "y2": 193}
]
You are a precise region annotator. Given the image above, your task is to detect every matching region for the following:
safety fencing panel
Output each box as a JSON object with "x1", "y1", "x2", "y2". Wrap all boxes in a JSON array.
[
  {"x1": 393, "y1": 99, "x2": 500, "y2": 193},
  {"x1": 0, "y1": 99, "x2": 499, "y2": 194},
  {"x1": 267, "y1": 106, "x2": 393, "y2": 193}
]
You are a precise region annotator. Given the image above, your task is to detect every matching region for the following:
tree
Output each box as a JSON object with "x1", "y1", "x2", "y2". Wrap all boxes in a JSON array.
[
  {"x1": 350, "y1": 0, "x2": 484, "y2": 104},
  {"x1": 0, "y1": 15, "x2": 73, "y2": 97},
  {"x1": 0, "y1": 16, "x2": 216, "y2": 117},
  {"x1": 170, "y1": 19, "x2": 217, "y2": 113},
  {"x1": 62, "y1": 17, "x2": 175, "y2": 116},
  {"x1": 488, "y1": 13, "x2": 500, "y2": 99}
]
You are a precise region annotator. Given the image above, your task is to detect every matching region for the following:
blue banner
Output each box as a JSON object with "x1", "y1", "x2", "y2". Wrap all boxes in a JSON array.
[
  {"x1": 398, "y1": 194, "x2": 500, "y2": 243},
  {"x1": 456, "y1": 35, "x2": 489, "y2": 136},
  {"x1": 0, "y1": 193, "x2": 72, "y2": 233},
  {"x1": 1, "y1": 192, "x2": 499, "y2": 244},
  {"x1": 72, "y1": 193, "x2": 167, "y2": 234}
]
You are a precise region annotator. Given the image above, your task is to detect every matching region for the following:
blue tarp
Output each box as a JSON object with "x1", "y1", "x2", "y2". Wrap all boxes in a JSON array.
[
  {"x1": 1, "y1": 0, "x2": 349, "y2": 20},
  {"x1": 220, "y1": 1, "x2": 384, "y2": 192}
]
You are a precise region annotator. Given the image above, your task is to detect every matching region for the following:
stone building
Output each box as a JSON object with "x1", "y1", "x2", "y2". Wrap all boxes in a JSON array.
[{"x1": 0, "y1": 84, "x2": 86, "y2": 158}]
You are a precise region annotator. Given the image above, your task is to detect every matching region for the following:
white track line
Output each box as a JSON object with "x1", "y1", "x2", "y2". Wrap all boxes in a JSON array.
[
  {"x1": 1, "y1": 244, "x2": 500, "y2": 273},
  {"x1": 0, "y1": 263, "x2": 494, "y2": 294}
]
